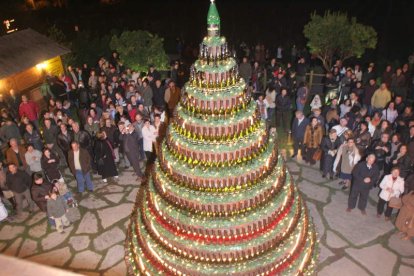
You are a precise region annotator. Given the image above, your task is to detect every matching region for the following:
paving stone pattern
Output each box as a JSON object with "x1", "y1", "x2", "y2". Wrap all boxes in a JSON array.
[{"x1": 0, "y1": 161, "x2": 412, "y2": 275}]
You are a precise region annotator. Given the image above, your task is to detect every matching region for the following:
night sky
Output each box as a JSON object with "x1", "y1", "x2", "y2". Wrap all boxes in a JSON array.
[{"x1": 1, "y1": 0, "x2": 413, "y2": 62}]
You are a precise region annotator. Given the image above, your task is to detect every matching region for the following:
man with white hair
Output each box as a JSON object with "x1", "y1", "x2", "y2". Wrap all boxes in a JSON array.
[
  {"x1": 291, "y1": 110, "x2": 309, "y2": 158},
  {"x1": 347, "y1": 154, "x2": 379, "y2": 215}
]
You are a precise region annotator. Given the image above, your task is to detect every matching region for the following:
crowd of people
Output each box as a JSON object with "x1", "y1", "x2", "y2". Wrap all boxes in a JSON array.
[
  {"x1": 0, "y1": 53, "x2": 180, "y2": 233},
  {"x1": 250, "y1": 56, "x2": 414, "y2": 241},
  {"x1": 0, "y1": 48, "x2": 413, "y2": 240}
]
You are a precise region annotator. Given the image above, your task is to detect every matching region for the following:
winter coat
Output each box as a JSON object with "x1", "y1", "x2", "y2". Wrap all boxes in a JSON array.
[
  {"x1": 6, "y1": 146, "x2": 27, "y2": 168},
  {"x1": 68, "y1": 148, "x2": 91, "y2": 175},
  {"x1": 142, "y1": 125, "x2": 157, "y2": 152},
  {"x1": 94, "y1": 139, "x2": 118, "y2": 179},
  {"x1": 164, "y1": 87, "x2": 181, "y2": 111},
  {"x1": 102, "y1": 125, "x2": 120, "y2": 148},
  {"x1": 152, "y1": 84, "x2": 166, "y2": 108},
  {"x1": 334, "y1": 144, "x2": 361, "y2": 174},
  {"x1": 303, "y1": 124, "x2": 323, "y2": 148},
  {"x1": 371, "y1": 88, "x2": 391, "y2": 109},
  {"x1": 41, "y1": 151, "x2": 62, "y2": 182},
  {"x1": 25, "y1": 150, "x2": 42, "y2": 172},
  {"x1": 389, "y1": 153, "x2": 412, "y2": 178},
  {"x1": 351, "y1": 161, "x2": 379, "y2": 189},
  {"x1": 31, "y1": 181, "x2": 53, "y2": 212},
  {"x1": 0, "y1": 123, "x2": 21, "y2": 143},
  {"x1": 355, "y1": 130, "x2": 371, "y2": 153},
  {"x1": 78, "y1": 87, "x2": 91, "y2": 108},
  {"x1": 42, "y1": 125, "x2": 59, "y2": 145},
  {"x1": 379, "y1": 174, "x2": 405, "y2": 201},
  {"x1": 74, "y1": 130, "x2": 92, "y2": 150},
  {"x1": 6, "y1": 170, "x2": 31, "y2": 194},
  {"x1": 239, "y1": 62, "x2": 252, "y2": 82},
  {"x1": 395, "y1": 192, "x2": 414, "y2": 237},
  {"x1": 84, "y1": 123, "x2": 100, "y2": 138},
  {"x1": 18, "y1": 101, "x2": 39, "y2": 121},
  {"x1": 292, "y1": 117, "x2": 309, "y2": 141},
  {"x1": 275, "y1": 95, "x2": 291, "y2": 112},
  {"x1": 363, "y1": 84, "x2": 378, "y2": 106},
  {"x1": 47, "y1": 196, "x2": 68, "y2": 218},
  {"x1": 141, "y1": 86, "x2": 153, "y2": 107},
  {"x1": 57, "y1": 130, "x2": 74, "y2": 153},
  {"x1": 23, "y1": 130, "x2": 43, "y2": 151}
]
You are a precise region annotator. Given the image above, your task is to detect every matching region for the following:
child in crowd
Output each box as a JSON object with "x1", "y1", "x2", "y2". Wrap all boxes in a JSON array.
[
  {"x1": 52, "y1": 179, "x2": 78, "y2": 207},
  {"x1": 46, "y1": 189, "x2": 71, "y2": 233},
  {"x1": 256, "y1": 94, "x2": 268, "y2": 121}
]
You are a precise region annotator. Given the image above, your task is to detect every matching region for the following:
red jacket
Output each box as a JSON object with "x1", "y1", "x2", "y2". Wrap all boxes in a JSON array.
[{"x1": 19, "y1": 101, "x2": 39, "y2": 121}]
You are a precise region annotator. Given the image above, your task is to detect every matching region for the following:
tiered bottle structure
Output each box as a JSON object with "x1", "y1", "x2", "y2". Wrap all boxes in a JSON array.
[{"x1": 125, "y1": 1, "x2": 317, "y2": 275}]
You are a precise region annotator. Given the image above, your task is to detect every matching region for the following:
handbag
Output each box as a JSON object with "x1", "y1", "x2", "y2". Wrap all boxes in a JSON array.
[
  {"x1": 388, "y1": 196, "x2": 402, "y2": 209},
  {"x1": 312, "y1": 148, "x2": 322, "y2": 161}
]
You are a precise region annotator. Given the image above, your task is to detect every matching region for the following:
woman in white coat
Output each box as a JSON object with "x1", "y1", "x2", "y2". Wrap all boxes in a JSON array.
[
  {"x1": 377, "y1": 167, "x2": 405, "y2": 221},
  {"x1": 0, "y1": 198, "x2": 8, "y2": 222},
  {"x1": 142, "y1": 119, "x2": 157, "y2": 164}
]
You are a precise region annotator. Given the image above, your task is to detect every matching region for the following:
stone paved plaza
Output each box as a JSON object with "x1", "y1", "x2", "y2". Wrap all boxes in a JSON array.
[{"x1": 0, "y1": 160, "x2": 413, "y2": 275}]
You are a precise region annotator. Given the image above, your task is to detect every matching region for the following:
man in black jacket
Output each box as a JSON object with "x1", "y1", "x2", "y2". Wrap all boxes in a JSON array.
[
  {"x1": 321, "y1": 129, "x2": 341, "y2": 179},
  {"x1": 151, "y1": 79, "x2": 166, "y2": 109},
  {"x1": 72, "y1": 122, "x2": 95, "y2": 171},
  {"x1": 368, "y1": 133, "x2": 391, "y2": 171},
  {"x1": 31, "y1": 173, "x2": 53, "y2": 213},
  {"x1": 275, "y1": 88, "x2": 291, "y2": 131},
  {"x1": 57, "y1": 123, "x2": 74, "y2": 161},
  {"x1": 347, "y1": 154, "x2": 379, "y2": 215},
  {"x1": 6, "y1": 163, "x2": 36, "y2": 216},
  {"x1": 291, "y1": 110, "x2": 309, "y2": 159}
]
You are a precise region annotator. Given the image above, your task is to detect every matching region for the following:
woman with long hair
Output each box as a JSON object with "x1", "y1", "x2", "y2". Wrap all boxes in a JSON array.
[
  {"x1": 41, "y1": 148, "x2": 62, "y2": 183},
  {"x1": 387, "y1": 144, "x2": 412, "y2": 178},
  {"x1": 303, "y1": 117, "x2": 323, "y2": 165},
  {"x1": 334, "y1": 138, "x2": 361, "y2": 190}
]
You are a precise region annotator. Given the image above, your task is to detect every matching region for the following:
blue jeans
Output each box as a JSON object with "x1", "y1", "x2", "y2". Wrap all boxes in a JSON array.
[
  {"x1": 296, "y1": 100, "x2": 304, "y2": 112},
  {"x1": 75, "y1": 170, "x2": 94, "y2": 193}
]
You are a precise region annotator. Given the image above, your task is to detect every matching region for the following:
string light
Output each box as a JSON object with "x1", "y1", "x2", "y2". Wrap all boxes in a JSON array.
[{"x1": 125, "y1": 1, "x2": 317, "y2": 274}]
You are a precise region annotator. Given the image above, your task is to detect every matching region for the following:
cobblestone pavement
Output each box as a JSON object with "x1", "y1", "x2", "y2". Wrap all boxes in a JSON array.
[
  {"x1": 287, "y1": 159, "x2": 414, "y2": 276},
  {"x1": 0, "y1": 161, "x2": 413, "y2": 275}
]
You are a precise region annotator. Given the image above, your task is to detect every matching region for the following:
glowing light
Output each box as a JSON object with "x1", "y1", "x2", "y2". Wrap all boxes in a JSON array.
[{"x1": 36, "y1": 62, "x2": 47, "y2": 71}]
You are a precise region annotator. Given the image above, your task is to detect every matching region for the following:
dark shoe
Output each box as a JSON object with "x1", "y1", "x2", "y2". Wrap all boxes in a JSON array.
[
  {"x1": 338, "y1": 181, "x2": 344, "y2": 185},
  {"x1": 322, "y1": 174, "x2": 326, "y2": 178},
  {"x1": 341, "y1": 185, "x2": 348, "y2": 190},
  {"x1": 330, "y1": 176, "x2": 334, "y2": 180},
  {"x1": 361, "y1": 210, "x2": 367, "y2": 215},
  {"x1": 346, "y1": 208, "x2": 352, "y2": 212},
  {"x1": 291, "y1": 154, "x2": 296, "y2": 159}
]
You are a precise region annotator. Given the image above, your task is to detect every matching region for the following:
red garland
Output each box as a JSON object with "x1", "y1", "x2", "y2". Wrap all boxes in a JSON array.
[
  {"x1": 133, "y1": 205, "x2": 311, "y2": 276},
  {"x1": 146, "y1": 189, "x2": 295, "y2": 245}
]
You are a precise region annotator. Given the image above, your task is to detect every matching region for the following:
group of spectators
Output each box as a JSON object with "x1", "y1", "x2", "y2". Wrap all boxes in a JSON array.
[
  {"x1": 251, "y1": 56, "x2": 414, "y2": 241},
  {"x1": 0, "y1": 54, "x2": 180, "y2": 233},
  {"x1": 0, "y1": 47, "x2": 413, "y2": 240}
]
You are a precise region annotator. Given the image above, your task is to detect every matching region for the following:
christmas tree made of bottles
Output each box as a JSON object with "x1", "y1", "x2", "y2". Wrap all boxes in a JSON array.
[{"x1": 125, "y1": 1, "x2": 317, "y2": 275}]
